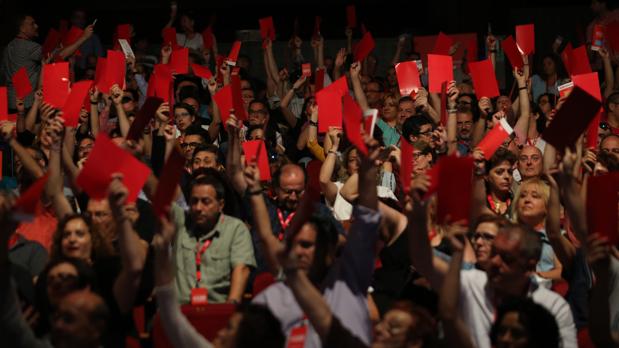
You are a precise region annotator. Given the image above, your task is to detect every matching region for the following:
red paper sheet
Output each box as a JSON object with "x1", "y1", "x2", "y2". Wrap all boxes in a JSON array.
[
  {"x1": 43, "y1": 62, "x2": 70, "y2": 108},
  {"x1": 561, "y1": 43, "x2": 574, "y2": 76},
  {"x1": 395, "y1": 61, "x2": 422, "y2": 96},
  {"x1": 433, "y1": 32, "x2": 453, "y2": 55},
  {"x1": 437, "y1": 156, "x2": 474, "y2": 224},
  {"x1": 213, "y1": 85, "x2": 234, "y2": 128},
  {"x1": 0, "y1": 87, "x2": 8, "y2": 118},
  {"x1": 94, "y1": 57, "x2": 108, "y2": 93},
  {"x1": 423, "y1": 163, "x2": 441, "y2": 200},
  {"x1": 152, "y1": 147, "x2": 186, "y2": 216},
  {"x1": 302, "y1": 63, "x2": 312, "y2": 77},
  {"x1": 161, "y1": 27, "x2": 178, "y2": 48},
  {"x1": 428, "y1": 54, "x2": 453, "y2": 93},
  {"x1": 152, "y1": 64, "x2": 173, "y2": 104},
  {"x1": 501, "y1": 36, "x2": 524, "y2": 70},
  {"x1": 342, "y1": 95, "x2": 367, "y2": 155},
  {"x1": 11, "y1": 67, "x2": 33, "y2": 100},
  {"x1": 354, "y1": 31, "x2": 375, "y2": 62},
  {"x1": 169, "y1": 48, "x2": 189, "y2": 74},
  {"x1": 259, "y1": 17, "x2": 276, "y2": 41},
  {"x1": 227, "y1": 41, "x2": 242, "y2": 65},
  {"x1": 62, "y1": 80, "x2": 93, "y2": 128},
  {"x1": 116, "y1": 24, "x2": 131, "y2": 41},
  {"x1": 400, "y1": 137, "x2": 414, "y2": 194},
  {"x1": 191, "y1": 64, "x2": 213, "y2": 80},
  {"x1": 14, "y1": 173, "x2": 50, "y2": 221},
  {"x1": 515, "y1": 24, "x2": 535, "y2": 54},
  {"x1": 346, "y1": 5, "x2": 357, "y2": 28},
  {"x1": 329, "y1": 76, "x2": 349, "y2": 96},
  {"x1": 127, "y1": 97, "x2": 163, "y2": 141},
  {"x1": 568, "y1": 46, "x2": 592, "y2": 76},
  {"x1": 105, "y1": 50, "x2": 126, "y2": 91},
  {"x1": 62, "y1": 26, "x2": 83, "y2": 47},
  {"x1": 440, "y1": 81, "x2": 448, "y2": 126},
  {"x1": 243, "y1": 140, "x2": 271, "y2": 181},
  {"x1": 606, "y1": 21, "x2": 619, "y2": 53},
  {"x1": 42, "y1": 28, "x2": 61, "y2": 57},
  {"x1": 316, "y1": 90, "x2": 343, "y2": 133},
  {"x1": 477, "y1": 118, "x2": 514, "y2": 160},
  {"x1": 572, "y1": 72, "x2": 603, "y2": 148},
  {"x1": 586, "y1": 172, "x2": 619, "y2": 245},
  {"x1": 542, "y1": 86, "x2": 602, "y2": 150},
  {"x1": 315, "y1": 68, "x2": 325, "y2": 92},
  {"x1": 76, "y1": 133, "x2": 151, "y2": 203},
  {"x1": 230, "y1": 75, "x2": 247, "y2": 121},
  {"x1": 468, "y1": 59, "x2": 500, "y2": 99}
]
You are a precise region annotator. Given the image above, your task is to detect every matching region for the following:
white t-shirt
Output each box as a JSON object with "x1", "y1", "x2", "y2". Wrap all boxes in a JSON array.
[
  {"x1": 330, "y1": 182, "x2": 353, "y2": 221},
  {"x1": 459, "y1": 269, "x2": 577, "y2": 348},
  {"x1": 176, "y1": 33, "x2": 204, "y2": 51}
]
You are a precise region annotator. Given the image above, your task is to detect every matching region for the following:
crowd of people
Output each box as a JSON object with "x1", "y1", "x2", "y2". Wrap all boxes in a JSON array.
[{"x1": 0, "y1": 1, "x2": 618, "y2": 347}]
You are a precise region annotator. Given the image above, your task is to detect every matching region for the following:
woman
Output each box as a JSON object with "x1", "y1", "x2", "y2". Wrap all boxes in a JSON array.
[
  {"x1": 531, "y1": 54, "x2": 567, "y2": 102},
  {"x1": 50, "y1": 214, "x2": 111, "y2": 263},
  {"x1": 511, "y1": 177, "x2": 563, "y2": 286},
  {"x1": 484, "y1": 148, "x2": 517, "y2": 217}
]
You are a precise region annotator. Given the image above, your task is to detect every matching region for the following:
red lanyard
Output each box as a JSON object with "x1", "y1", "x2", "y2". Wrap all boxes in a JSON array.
[
  {"x1": 7, "y1": 234, "x2": 18, "y2": 250},
  {"x1": 277, "y1": 209, "x2": 295, "y2": 241},
  {"x1": 195, "y1": 239, "x2": 213, "y2": 287},
  {"x1": 487, "y1": 195, "x2": 511, "y2": 215}
]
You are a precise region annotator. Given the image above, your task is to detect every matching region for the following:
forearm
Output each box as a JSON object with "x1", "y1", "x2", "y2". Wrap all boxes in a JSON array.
[
  {"x1": 279, "y1": 98, "x2": 298, "y2": 128},
  {"x1": 286, "y1": 269, "x2": 332, "y2": 340},
  {"x1": 603, "y1": 57, "x2": 615, "y2": 99},
  {"x1": 225, "y1": 130, "x2": 247, "y2": 194},
  {"x1": 10, "y1": 139, "x2": 44, "y2": 178},
  {"x1": 339, "y1": 173, "x2": 359, "y2": 203},
  {"x1": 588, "y1": 266, "x2": 618, "y2": 347},
  {"x1": 560, "y1": 179, "x2": 588, "y2": 244},
  {"x1": 115, "y1": 104, "x2": 130, "y2": 137},
  {"x1": 47, "y1": 147, "x2": 74, "y2": 219},
  {"x1": 513, "y1": 86, "x2": 531, "y2": 144},
  {"x1": 439, "y1": 250, "x2": 475, "y2": 348},
  {"x1": 446, "y1": 110, "x2": 458, "y2": 155},
  {"x1": 249, "y1": 194, "x2": 281, "y2": 273},
  {"x1": 358, "y1": 160, "x2": 378, "y2": 210},
  {"x1": 547, "y1": 186, "x2": 575, "y2": 266},
  {"x1": 228, "y1": 265, "x2": 250, "y2": 302},
  {"x1": 58, "y1": 36, "x2": 88, "y2": 60},
  {"x1": 24, "y1": 102, "x2": 39, "y2": 132},
  {"x1": 296, "y1": 125, "x2": 309, "y2": 151},
  {"x1": 471, "y1": 118, "x2": 487, "y2": 147},
  {"x1": 407, "y1": 212, "x2": 443, "y2": 289},
  {"x1": 319, "y1": 152, "x2": 339, "y2": 204},
  {"x1": 207, "y1": 102, "x2": 221, "y2": 143},
  {"x1": 114, "y1": 219, "x2": 147, "y2": 312},
  {"x1": 90, "y1": 104, "x2": 100, "y2": 135},
  {"x1": 351, "y1": 75, "x2": 369, "y2": 111}
]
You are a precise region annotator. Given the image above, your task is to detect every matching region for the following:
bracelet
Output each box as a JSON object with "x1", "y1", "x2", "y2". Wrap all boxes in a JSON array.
[
  {"x1": 519, "y1": 86, "x2": 527, "y2": 90},
  {"x1": 90, "y1": 101, "x2": 98, "y2": 105},
  {"x1": 328, "y1": 150, "x2": 338, "y2": 155},
  {"x1": 309, "y1": 120, "x2": 318, "y2": 127},
  {"x1": 247, "y1": 188, "x2": 263, "y2": 196},
  {"x1": 447, "y1": 108, "x2": 457, "y2": 113}
]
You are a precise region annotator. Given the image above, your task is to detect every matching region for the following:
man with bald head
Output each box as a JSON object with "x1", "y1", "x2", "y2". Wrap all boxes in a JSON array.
[
  {"x1": 50, "y1": 291, "x2": 109, "y2": 348},
  {"x1": 517, "y1": 145, "x2": 544, "y2": 180},
  {"x1": 600, "y1": 134, "x2": 619, "y2": 161}
]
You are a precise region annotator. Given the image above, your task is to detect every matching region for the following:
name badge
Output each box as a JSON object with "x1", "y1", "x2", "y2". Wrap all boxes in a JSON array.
[{"x1": 190, "y1": 288, "x2": 208, "y2": 306}]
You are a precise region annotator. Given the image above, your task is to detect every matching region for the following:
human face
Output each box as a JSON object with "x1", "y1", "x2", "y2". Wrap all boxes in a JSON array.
[
  {"x1": 213, "y1": 312, "x2": 242, "y2": 348},
  {"x1": 192, "y1": 150, "x2": 218, "y2": 171},
  {"x1": 372, "y1": 309, "x2": 414, "y2": 348},
  {"x1": 497, "y1": 96, "x2": 511, "y2": 112},
  {"x1": 542, "y1": 57, "x2": 556, "y2": 76},
  {"x1": 486, "y1": 232, "x2": 529, "y2": 293},
  {"x1": 516, "y1": 183, "x2": 547, "y2": 227},
  {"x1": 413, "y1": 150, "x2": 432, "y2": 175},
  {"x1": 241, "y1": 89, "x2": 254, "y2": 110},
  {"x1": 51, "y1": 292, "x2": 103, "y2": 348},
  {"x1": 517, "y1": 146, "x2": 542, "y2": 179},
  {"x1": 20, "y1": 16, "x2": 39, "y2": 39},
  {"x1": 47, "y1": 262, "x2": 79, "y2": 307},
  {"x1": 276, "y1": 168, "x2": 305, "y2": 211},
  {"x1": 121, "y1": 92, "x2": 136, "y2": 113},
  {"x1": 496, "y1": 312, "x2": 528, "y2": 348},
  {"x1": 40, "y1": 122, "x2": 54, "y2": 148},
  {"x1": 386, "y1": 67, "x2": 397, "y2": 86},
  {"x1": 457, "y1": 95, "x2": 473, "y2": 110},
  {"x1": 365, "y1": 82, "x2": 382, "y2": 106},
  {"x1": 472, "y1": 222, "x2": 498, "y2": 266},
  {"x1": 87, "y1": 199, "x2": 112, "y2": 228},
  {"x1": 382, "y1": 96, "x2": 398, "y2": 122},
  {"x1": 61, "y1": 218, "x2": 92, "y2": 261},
  {"x1": 181, "y1": 134, "x2": 203, "y2": 159},
  {"x1": 414, "y1": 124, "x2": 433, "y2": 144},
  {"x1": 537, "y1": 95, "x2": 552, "y2": 114},
  {"x1": 487, "y1": 161, "x2": 513, "y2": 195},
  {"x1": 456, "y1": 112, "x2": 473, "y2": 140},
  {"x1": 247, "y1": 128, "x2": 265, "y2": 141},
  {"x1": 175, "y1": 107, "x2": 194, "y2": 132},
  {"x1": 77, "y1": 138, "x2": 93, "y2": 160},
  {"x1": 398, "y1": 100, "x2": 415, "y2": 124},
  {"x1": 346, "y1": 148, "x2": 359, "y2": 175},
  {"x1": 190, "y1": 184, "x2": 223, "y2": 228},
  {"x1": 182, "y1": 98, "x2": 200, "y2": 113},
  {"x1": 601, "y1": 136, "x2": 619, "y2": 161},
  {"x1": 180, "y1": 15, "x2": 195, "y2": 33},
  {"x1": 248, "y1": 103, "x2": 268, "y2": 126},
  {"x1": 291, "y1": 223, "x2": 318, "y2": 271}
]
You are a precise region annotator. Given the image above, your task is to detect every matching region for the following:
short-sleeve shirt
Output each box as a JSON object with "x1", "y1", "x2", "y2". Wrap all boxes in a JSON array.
[
  {"x1": 1, "y1": 38, "x2": 42, "y2": 108},
  {"x1": 176, "y1": 33, "x2": 204, "y2": 51},
  {"x1": 174, "y1": 213, "x2": 256, "y2": 304},
  {"x1": 376, "y1": 118, "x2": 400, "y2": 147}
]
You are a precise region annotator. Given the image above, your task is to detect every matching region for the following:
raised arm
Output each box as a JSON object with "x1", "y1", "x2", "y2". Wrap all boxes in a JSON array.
[
  {"x1": 333, "y1": 48, "x2": 346, "y2": 81},
  {"x1": 58, "y1": 25, "x2": 94, "y2": 60},
  {"x1": 1, "y1": 123, "x2": 44, "y2": 179},
  {"x1": 470, "y1": 148, "x2": 494, "y2": 225},
  {"x1": 418, "y1": 88, "x2": 441, "y2": 124},
  {"x1": 391, "y1": 35, "x2": 406, "y2": 66},
  {"x1": 512, "y1": 69, "x2": 531, "y2": 145},
  {"x1": 205, "y1": 78, "x2": 221, "y2": 143},
  {"x1": 110, "y1": 85, "x2": 130, "y2": 137},
  {"x1": 472, "y1": 97, "x2": 492, "y2": 146},
  {"x1": 225, "y1": 114, "x2": 247, "y2": 195},
  {"x1": 89, "y1": 89, "x2": 101, "y2": 135},
  {"x1": 319, "y1": 127, "x2": 342, "y2": 205},
  {"x1": 350, "y1": 62, "x2": 369, "y2": 112},
  {"x1": 312, "y1": 36, "x2": 325, "y2": 69},
  {"x1": 557, "y1": 148, "x2": 588, "y2": 244},
  {"x1": 446, "y1": 81, "x2": 459, "y2": 155},
  {"x1": 45, "y1": 117, "x2": 74, "y2": 220},
  {"x1": 109, "y1": 175, "x2": 148, "y2": 313},
  {"x1": 544, "y1": 173, "x2": 576, "y2": 268},
  {"x1": 280, "y1": 76, "x2": 306, "y2": 128},
  {"x1": 598, "y1": 48, "x2": 615, "y2": 99},
  {"x1": 306, "y1": 104, "x2": 325, "y2": 161},
  {"x1": 23, "y1": 90, "x2": 42, "y2": 133}
]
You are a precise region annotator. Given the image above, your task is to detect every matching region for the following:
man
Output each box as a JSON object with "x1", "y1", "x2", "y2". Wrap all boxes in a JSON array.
[
  {"x1": 364, "y1": 80, "x2": 383, "y2": 109},
  {"x1": 398, "y1": 96, "x2": 415, "y2": 125},
  {"x1": 402, "y1": 113, "x2": 434, "y2": 145},
  {"x1": 1, "y1": 15, "x2": 41, "y2": 109},
  {"x1": 517, "y1": 145, "x2": 543, "y2": 181},
  {"x1": 600, "y1": 133, "x2": 619, "y2": 161},
  {"x1": 456, "y1": 108, "x2": 474, "y2": 155},
  {"x1": 174, "y1": 175, "x2": 255, "y2": 303},
  {"x1": 181, "y1": 124, "x2": 209, "y2": 162},
  {"x1": 191, "y1": 144, "x2": 221, "y2": 172},
  {"x1": 70, "y1": 8, "x2": 104, "y2": 71}
]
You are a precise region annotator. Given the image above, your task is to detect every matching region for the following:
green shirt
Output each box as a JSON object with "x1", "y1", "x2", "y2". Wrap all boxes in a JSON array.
[
  {"x1": 174, "y1": 213, "x2": 256, "y2": 304},
  {"x1": 376, "y1": 118, "x2": 400, "y2": 147}
]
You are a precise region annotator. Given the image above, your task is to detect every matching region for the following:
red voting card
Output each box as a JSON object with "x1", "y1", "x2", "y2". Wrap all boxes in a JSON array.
[
  {"x1": 468, "y1": 59, "x2": 500, "y2": 99},
  {"x1": 227, "y1": 41, "x2": 242, "y2": 65},
  {"x1": 202, "y1": 26, "x2": 214, "y2": 51},
  {"x1": 477, "y1": 118, "x2": 514, "y2": 160},
  {"x1": 342, "y1": 95, "x2": 368, "y2": 155},
  {"x1": 43, "y1": 62, "x2": 70, "y2": 108},
  {"x1": 606, "y1": 21, "x2": 619, "y2": 53},
  {"x1": 62, "y1": 80, "x2": 93, "y2": 128},
  {"x1": 542, "y1": 86, "x2": 601, "y2": 150},
  {"x1": 561, "y1": 43, "x2": 573, "y2": 76},
  {"x1": 152, "y1": 64, "x2": 173, "y2": 104},
  {"x1": 437, "y1": 156, "x2": 474, "y2": 224},
  {"x1": 572, "y1": 72, "x2": 603, "y2": 148},
  {"x1": 259, "y1": 17, "x2": 276, "y2": 41},
  {"x1": 76, "y1": 133, "x2": 151, "y2": 203},
  {"x1": 501, "y1": 36, "x2": 524, "y2": 70},
  {"x1": 423, "y1": 163, "x2": 441, "y2": 200},
  {"x1": 587, "y1": 173, "x2": 619, "y2": 245},
  {"x1": 330, "y1": 76, "x2": 349, "y2": 96},
  {"x1": 62, "y1": 26, "x2": 83, "y2": 47},
  {"x1": 316, "y1": 90, "x2": 343, "y2": 133},
  {"x1": 433, "y1": 32, "x2": 453, "y2": 55},
  {"x1": 346, "y1": 5, "x2": 357, "y2": 28},
  {"x1": 243, "y1": 140, "x2": 271, "y2": 181},
  {"x1": 315, "y1": 68, "x2": 325, "y2": 92},
  {"x1": 568, "y1": 46, "x2": 591, "y2": 76},
  {"x1": 395, "y1": 61, "x2": 422, "y2": 96},
  {"x1": 94, "y1": 57, "x2": 108, "y2": 93},
  {"x1": 213, "y1": 85, "x2": 234, "y2": 128},
  {"x1": 169, "y1": 48, "x2": 189, "y2": 74},
  {"x1": 152, "y1": 147, "x2": 185, "y2": 217},
  {"x1": 428, "y1": 54, "x2": 453, "y2": 93},
  {"x1": 591, "y1": 24, "x2": 605, "y2": 51},
  {"x1": 558, "y1": 81, "x2": 574, "y2": 99},
  {"x1": 0, "y1": 87, "x2": 8, "y2": 118},
  {"x1": 161, "y1": 27, "x2": 178, "y2": 48},
  {"x1": 302, "y1": 63, "x2": 312, "y2": 77},
  {"x1": 440, "y1": 81, "x2": 448, "y2": 126},
  {"x1": 127, "y1": 97, "x2": 163, "y2": 141},
  {"x1": 400, "y1": 137, "x2": 414, "y2": 194},
  {"x1": 230, "y1": 75, "x2": 247, "y2": 121},
  {"x1": 354, "y1": 31, "x2": 375, "y2": 62},
  {"x1": 515, "y1": 24, "x2": 535, "y2": 54},
  {"x1": 42, "y1": 28, "x2": 61, "y2": 57},
  {"x1": 191, "y1": 64, "x2": 213, "y2": 80},
  {"x1": 14, "y1": 173, "x2": 49, "y2": 221},
  {"x1": 106, "y1": 50, "x2": 126, "y2": 91},
  {"x1": 12, "y1": 67, "x2": 32, "y2": 100},
  {"x1": 117, "y1": 24, "x2": 131, "y2": 41}
]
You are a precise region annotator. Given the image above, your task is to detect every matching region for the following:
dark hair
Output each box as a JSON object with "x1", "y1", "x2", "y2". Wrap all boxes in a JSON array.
[
  {"x1": 246, "y1": 125, "x2": 265, "y2": 138},
  {"x1": 486, "y1": 147, "x2": 517, "y2": 173},
  {"x1": 234, "y1": 304, "x2": 284, "y2": 348},
  {"x1": 399, "y1": 96, "x2": 414, "y2": 104},
  {"x1": 531, "y1": 102, "x2": 547, "y2": 134},
  {"x1": 173, "y1": 102, "x2": 196, "y2": 116},
  {"x1": 184, "y1": 124, "x2": 209, "y2": 143},
  {"x1": 248, "y1": 99, "x2": 269, "y2": 113},
  {"x1": 457, "y1": 93, "x2": 480, "y2": 121},
  {"x1": 191, "y1": 168, "x2": 241, "y2": 217},
  {"x1": 490, "y1": 297, "x2": 560, "y2": 348},
  {"x1": 402, "y1": 112, "x2": 435, "y2": 140},
  {"x1": 390, "y1": 300, "x2": 439, "y2": 347},
  {"x1": 13, "y1": 14, "x2": 30, "y2": 36},
  {"x1": 50, "y1": 214, "x2": 111, "y2": 261},
  {"x1": 190, "y1": 173, "x2": 226, "y2": 201},
  {"x1": 192, "y1": 144, "x2": 219, "y2": 159},
  {"x1": 598, "y1": 149, "x2": 619, "y2": 172},
  {"x1": 605, "y1": 91, "x2": 619, "y2": 111},
  {"x1": 500, "y1": 223, "x2": 542, "y2": 265},
  {"x1": 304, "y1": 214, "x2": 340, "y2": 284}
]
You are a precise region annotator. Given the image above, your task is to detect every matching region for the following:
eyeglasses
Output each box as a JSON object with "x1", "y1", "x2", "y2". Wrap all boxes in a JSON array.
[
  {"x1": 121, "y1": 96, "x2": 133, "y2": 104},
  {"x1": 472, "y1": 232, "x2": 495, "y2": 242},
  {"x1": 181, "y1": 142, "x2": 202, "y2": 149},
  {"x1": 280, "y1": 188, "x2": 304, "y2": 196},
  {"x1": 176, "y1": 111, "x2": 192, "y2": 117},
  {"x1": 249, "y1": 109, "x2": 267, "y2": 116},
  {"x1": 518, "y1": 155, "x2": 541, "y2": 162},
  {"x1": 602, "y1": 147, "x2": 619, "y2": 154}
]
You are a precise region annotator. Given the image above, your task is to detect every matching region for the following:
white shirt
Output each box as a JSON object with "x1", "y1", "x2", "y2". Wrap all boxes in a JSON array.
[
  {"x1": 459, "y1": 269, "x2": 577, "y2": 348},
  {"x1": 176, "y1": 33, "x2": 204, "y2": 51}
]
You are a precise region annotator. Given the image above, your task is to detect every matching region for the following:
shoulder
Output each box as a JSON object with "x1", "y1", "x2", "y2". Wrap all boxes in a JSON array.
[{"x1": 531, "y1": 285, "x2": 571, "y2": 314}]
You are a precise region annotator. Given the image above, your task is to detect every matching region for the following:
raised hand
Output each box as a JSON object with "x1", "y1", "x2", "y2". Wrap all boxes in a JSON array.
[
  {"x1": 334, "y1": 48, "x2": 347, "y2": 68},
  {"x1": 108, "y1": 173, "x2": 129, "y2": 220},
  {"x1": 155, "y1": 102, "x2": 170, "y2": 124},
  {"x1": 243, "y1": 162, "x2": 262, "y2": 191},
  {"x1": 349, "y1": 61, "x2": 361, "y2": 78},
  {"x1": 327, "y1": 127, "x2": 343, "y2": 149},
  {"x1": 447, "y1": 80, "x2": 459, "y2": 105},
  {"x1": 110, "y1": 84, "x2": 123, "y2": 105}
]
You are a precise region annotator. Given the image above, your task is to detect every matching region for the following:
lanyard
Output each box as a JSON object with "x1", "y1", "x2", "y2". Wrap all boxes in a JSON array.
[
  {"x1": 487, "y1": 195, "x2": 511, "y2": 215},
  {"x1": 277, "y1": 209, "x2": 295, "y2": 241},
  {"x1": 195, "y1": 239, "x2": 213, "y2": 287}
]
